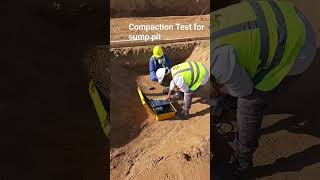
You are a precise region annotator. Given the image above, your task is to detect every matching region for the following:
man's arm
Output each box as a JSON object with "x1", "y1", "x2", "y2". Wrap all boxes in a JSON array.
[
  {"x1": 149, "y1": 57, "x2": 157, "y2": 81},
  {"x1": 166, "y1": 80, "x2": 176, "y2": 100},
  {"x1": 173, "y1": 76, "x2": 189, "y2": 93},
  {"x1": 211, "y1": 45, "x2": 253, "y2": 97},
  {"x1": 166, "y1": 78, "x2": 190, "y2": 100}
]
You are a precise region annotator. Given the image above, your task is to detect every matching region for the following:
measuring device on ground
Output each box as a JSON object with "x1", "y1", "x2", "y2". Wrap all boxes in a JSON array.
[{"x1": 137, "y1": 86, "x2": 176, "y2": 121}]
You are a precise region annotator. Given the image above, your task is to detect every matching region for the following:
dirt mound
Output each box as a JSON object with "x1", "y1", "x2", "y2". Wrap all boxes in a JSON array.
[
  {"x1": 84, "y1": 47, "x2": 110, "y2": 99},
  {"x1": 110, "y1": 15, "x2": 210, "y2": 41},
  {"x1": 111, "y1": 42, "x2": 199, "y2": 67},
  {"x1": 110, "y1": 41, "x2": 210, "y2": 179},
  {"x1": 110, "y1": 62, "x2": 151, "y2": 147},
  {"x1": 110, "y1": 0, "x2": 210, "y2": 18}
]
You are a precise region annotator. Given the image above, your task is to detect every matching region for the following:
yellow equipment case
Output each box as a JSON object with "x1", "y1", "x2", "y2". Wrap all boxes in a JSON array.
[{"x1": 137, "y1": 87, "x2": 177, "y2": 121}]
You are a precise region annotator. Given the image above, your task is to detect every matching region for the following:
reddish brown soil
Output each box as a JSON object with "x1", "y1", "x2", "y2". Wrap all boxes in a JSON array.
[
  {"x1": 110, "y1": 15, "x2": 210, "y2": 41},
  {"x1": 110, "y1": 0, "x2": 210, "y2": 18},
  {"x1": 110, "y1": 42, "x2": 211, "y2": 180}
]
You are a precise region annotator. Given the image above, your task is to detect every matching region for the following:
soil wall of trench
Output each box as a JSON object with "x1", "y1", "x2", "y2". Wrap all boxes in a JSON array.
[
  {"x1": 84, "y1": 41, "x2": 210, "y2": 175},
  {"x1": 109, "y1": 41, "x2": 209, "y2": 147},
  {"x1": 110, "y1": 0, "x2": 210, "y2": 17}
]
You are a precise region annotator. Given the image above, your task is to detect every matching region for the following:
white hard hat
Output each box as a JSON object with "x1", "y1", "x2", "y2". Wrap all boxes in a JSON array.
[{"x1": 156, "y1": 67, "x2": 170, "y2": 83}]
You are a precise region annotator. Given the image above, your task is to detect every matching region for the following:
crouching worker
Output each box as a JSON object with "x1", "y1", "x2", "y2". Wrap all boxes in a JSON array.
[
  {"x1": 149, "y1": 45, "x2": 173, "y2": 82},
  {"x1": 156, "y1": 61, "x2": 209, "y2": 119},
  {"x1": 211, "y1": 0, "x2": 317, "y2": 177}
]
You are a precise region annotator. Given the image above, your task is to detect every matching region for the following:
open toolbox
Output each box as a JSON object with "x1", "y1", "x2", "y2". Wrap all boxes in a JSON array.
[{"x1": 137, "y1": 86, "x2": 177, "y2": 121}]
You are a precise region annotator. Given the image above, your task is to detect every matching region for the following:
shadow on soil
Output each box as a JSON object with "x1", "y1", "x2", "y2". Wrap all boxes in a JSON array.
[
  {"x1": 212, "y1": 126, "x2": 235, "y2": 179},
  {"x1": 251, "y1": 49, "x2": 320, "y2": 178},
  {"x1": 168, "y1": 82, "x2": 210, "y2": 121},
  {"x1": 213, "y1": 50, "x2": 320, "y2": 179}
]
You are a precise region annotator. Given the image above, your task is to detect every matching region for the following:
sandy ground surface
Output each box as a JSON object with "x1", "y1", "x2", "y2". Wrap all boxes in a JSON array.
[
  {"x1": 110, "y1": 15, "x2": 210, "y2": 41},
  {"x1": 214, "y1": 50, "x2": 320, "y2": 180},
  {"x1": 110, "y1": 42, "x2": 211, "y2": 180},
  {"x1": 110, "y1": 0, "x2": 209, "y2": 18}
]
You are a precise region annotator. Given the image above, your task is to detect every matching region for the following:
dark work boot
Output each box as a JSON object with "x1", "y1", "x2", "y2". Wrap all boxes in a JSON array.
[
  {"x1": 229, "y1": 153, "x2": 253, "y2": 178},
  {"x1": 179, "y1": 109, "x2": 190, "y2": 120}
]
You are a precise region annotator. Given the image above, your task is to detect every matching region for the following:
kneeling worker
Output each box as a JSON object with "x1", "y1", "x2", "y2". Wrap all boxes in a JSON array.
[
  {"x1": 156, "y1": 61, "x2": 209, "y2": 119},
  {"x1": 149, "y1": 45, "x2": 173, "y2": 81}
]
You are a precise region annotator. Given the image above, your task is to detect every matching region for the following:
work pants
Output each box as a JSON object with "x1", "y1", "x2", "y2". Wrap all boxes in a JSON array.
[{"x1": 183, "y1": 92, "x2": 193, "y2": 111}]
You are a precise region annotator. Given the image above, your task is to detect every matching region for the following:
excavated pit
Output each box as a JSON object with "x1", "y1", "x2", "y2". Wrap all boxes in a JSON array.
[
  {"x1": 110, "y1": 0, "x2": 210, "y2": 18},
  {"x1": 109, "y1": 41, "x2": 211, "y2": 179},
  {"x1": 110, "y1": 41, "x2": 210, "y2": 147}
]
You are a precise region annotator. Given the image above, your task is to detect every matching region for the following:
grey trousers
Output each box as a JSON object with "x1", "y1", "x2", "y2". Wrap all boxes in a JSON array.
[
  {"x1": 235, "y1": 89, "x2": 267, "y2": 155},
  {"x1": 183, "y1": 84, "x2": 205, "y2": 111},
  {"x1": 235, "y1": 75, "x2": 302, "y2": 156},
  {"x1": 183, "y1": 92, "x2": 193, "y2": 111}
]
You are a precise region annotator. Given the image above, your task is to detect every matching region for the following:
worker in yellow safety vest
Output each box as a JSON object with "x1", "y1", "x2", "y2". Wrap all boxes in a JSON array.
[
  {"x1": 211, "y1": 0, "x2": 316, "y2": 176},
  {"x1": 156, "y1": 61, "x2": 209, "y2": 119}
]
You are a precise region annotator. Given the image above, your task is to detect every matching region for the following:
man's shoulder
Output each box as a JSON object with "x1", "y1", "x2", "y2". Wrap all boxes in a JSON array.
[
  {"x1": 211, "y1": 45, "x2": 238, "y2": 82},
  {"x1": 173, "y1": 75, "x2": 184, "y2": 82},
  {"x1": 149, "y1": 55, "x2": 156, "y2": 61}
]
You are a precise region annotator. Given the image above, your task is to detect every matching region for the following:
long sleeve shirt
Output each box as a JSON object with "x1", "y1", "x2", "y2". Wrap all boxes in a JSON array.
[{"x1": 149, "y1": 54, "x2": 173, "y2": 81}]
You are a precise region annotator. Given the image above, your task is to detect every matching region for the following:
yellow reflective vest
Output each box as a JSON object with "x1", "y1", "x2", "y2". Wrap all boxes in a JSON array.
[
  {"x1": 212, "y1": 0, "x2": 305, "y2": 91},
  {"x1": 171, "y1": 61, "x2": 206, "y2": 91}
]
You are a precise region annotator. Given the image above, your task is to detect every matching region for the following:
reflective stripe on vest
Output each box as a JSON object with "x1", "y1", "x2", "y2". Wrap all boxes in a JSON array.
[
  {"x1": 212, "y1": 0, "x2": 305, "y2": 91},
  {"x1": 252, "y1": 0, "x2": 287, "y2": 84},
  {"x1": 213, "y1": 0, "x2": 273, "y2": 81},
  {"x1": 171, "y1": 62, "x2": 206, "y2": 91}
]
